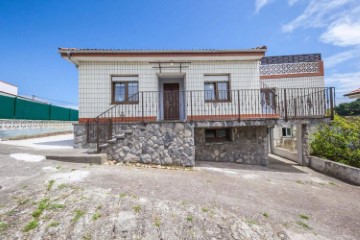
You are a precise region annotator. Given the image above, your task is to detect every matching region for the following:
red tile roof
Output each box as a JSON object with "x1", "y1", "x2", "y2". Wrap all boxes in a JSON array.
[{"x1": 344, "y1": 88, "x2": 360, "y2": 97}]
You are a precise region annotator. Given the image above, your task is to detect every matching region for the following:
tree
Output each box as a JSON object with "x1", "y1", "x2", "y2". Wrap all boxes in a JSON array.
[{"x1": 335, "y1": 99, "x2": 360, "y2": 116}]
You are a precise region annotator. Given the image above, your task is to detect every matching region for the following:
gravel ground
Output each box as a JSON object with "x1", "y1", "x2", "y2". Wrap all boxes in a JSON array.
[{"x1": 0, "y1": 142, "x2": 359, "y2": 240}]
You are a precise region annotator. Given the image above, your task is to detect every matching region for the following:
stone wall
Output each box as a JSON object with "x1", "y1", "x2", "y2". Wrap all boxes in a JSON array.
[
  {"x1": 107, "y1": 122, "x2": 195, "y2": 167},
  {"x1": 73, "y1": 124, "x2": 96, "y2": 149},
  {"x1": 0, "y1": 119, "x2": 75, "y2": 140},
  {"x1": 194, "y1": 126, "x2": 269, "y2": 165}
]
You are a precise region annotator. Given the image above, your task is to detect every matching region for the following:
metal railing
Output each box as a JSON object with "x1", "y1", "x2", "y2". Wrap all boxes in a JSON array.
[{"x1": 86, "y1": 87, "x2": 335, "y2": 151}]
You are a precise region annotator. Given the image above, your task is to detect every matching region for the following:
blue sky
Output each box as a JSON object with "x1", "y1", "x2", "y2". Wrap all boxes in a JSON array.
[{"x1": 0, "y1": 0, "x2": 359, "y2": 108}]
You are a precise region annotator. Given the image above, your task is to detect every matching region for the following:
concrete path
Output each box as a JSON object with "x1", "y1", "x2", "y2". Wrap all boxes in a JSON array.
[{"x1": 0, "y1": 143, "x2": 359, "y2": 239}]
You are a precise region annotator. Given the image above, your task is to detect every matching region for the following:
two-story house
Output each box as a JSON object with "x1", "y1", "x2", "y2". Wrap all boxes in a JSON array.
[{"x1": 59, "y1": 47, "x2": 334, "y2": 167}]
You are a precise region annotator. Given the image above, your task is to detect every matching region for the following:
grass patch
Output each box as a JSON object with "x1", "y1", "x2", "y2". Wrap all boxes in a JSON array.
[
  {"x1": 47, "y1": 221, "x2": 60, "y2": 229},
  {"x1": 296, "y1": 180, "x2": 305, "y2": 184},
  {"x1": 17, "y1": 198, "x2": 30, "y2": 206},
  {"x1": 186, "y1": 215, "x2": 193, "y2": 222},
  {"x1": 23, "y1": 220, "x2": 39, "y2": 232},
  {"x1": 72, "y1": 210, "x2": 85, "y2": 223},
  {"x1": 57, "y1": 183, "x2": 69, "y2": 190},
  {"x1": 32, "y1": 198, "x2": 50, "y2": 218},
  {"x1": 133, "y1": 205, "x2": 141, "y2": 213},
  {"x1": 0, "y1": 221, "x2": 8, "y2": 232},
  {"x1": 22, "y1": 185, "x2": 28, "y2": 189},
  {"x1": 47, "y1": 180, "x2": 55, "y2": 191},
  {"x1": 262, "y1": 212, "x2": 269, "y2": 218},
  {"x1": 96, "y1": 205, "x2": 102, "y2": 210},
  {"x1": 246, "y1": 220, "x2": 257, "y2": 225},
  {"x1": 329, "y1": 182, "x2": 338, "y2": 186},
  {"x1": 56, "y1": 166, "x2": 61, "y2": 170},
  {"x1": 119, "y1": 193, "x2": 127, "y2": 198},
  {"x1": 154, "y1": 217, "x2": 161, "y2": 228},
  {"x1": 201, "y1": 208, "x2": 209, "y2": 213},
  {"x1": 48, "y1": 203, "x2": 65, "y2": 210},
  {"x1": 299, "y1": 214, "x2": 309, "y2": 220},
  {"x1": 297, "y1": 221, "x2": 311, "y2": 230},
  {"x1": 92, "y1": 212, "x2": 101, "y2": 221},
  {"x1": 71, "y1": 169, "x2": 77, "y2": 172}
]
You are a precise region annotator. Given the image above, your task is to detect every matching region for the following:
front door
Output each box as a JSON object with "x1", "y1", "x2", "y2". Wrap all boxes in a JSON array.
[{"x1": 163, "y1": 83, "x2": 180, "y2": 120}]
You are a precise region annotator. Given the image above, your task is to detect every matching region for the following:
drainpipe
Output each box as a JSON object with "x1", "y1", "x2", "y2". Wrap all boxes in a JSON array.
[{"x1": 66, "y1": 50, "x2": 79, "y2": 68}]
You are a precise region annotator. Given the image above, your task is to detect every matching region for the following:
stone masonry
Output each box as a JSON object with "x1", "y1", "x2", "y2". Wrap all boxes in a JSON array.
[{"x1": 195, "y1": 126, "x2": 269, "y2": 166}]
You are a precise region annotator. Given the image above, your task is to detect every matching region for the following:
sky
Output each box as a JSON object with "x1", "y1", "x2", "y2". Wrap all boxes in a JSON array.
[{"x1": 0, "y1": 0, "x2": 359, "y2": 108}]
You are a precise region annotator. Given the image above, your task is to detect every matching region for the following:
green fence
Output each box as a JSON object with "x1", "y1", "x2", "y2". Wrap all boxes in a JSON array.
[{"x1": 0, "y1": 94, "x2": 78, "y2": 121}]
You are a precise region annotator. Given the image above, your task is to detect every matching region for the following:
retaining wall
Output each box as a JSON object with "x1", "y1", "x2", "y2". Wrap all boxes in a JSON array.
[
  {"x1": 310, "y1": 156, "x2": 360, "y2": 186},
  {"x1": 0, "y1": 119, "x2": 75, "y2": 140}
]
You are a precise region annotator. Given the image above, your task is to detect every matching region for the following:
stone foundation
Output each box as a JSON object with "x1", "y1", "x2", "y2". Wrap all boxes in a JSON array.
[
  {"x1": 194, "y1": 126, "x2": 269, "y2": 165},
  {"x1": 106, "y1": 122, "x2": 195, "y2": 166}
]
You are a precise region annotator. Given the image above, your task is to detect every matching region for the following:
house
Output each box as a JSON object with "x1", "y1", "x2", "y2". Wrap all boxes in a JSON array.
[
  {"x1": 0, "y1": 80, "x2": 18, "y2": 95},
  {"x1": 259, "y1": 53, "x2": 325, "y2": 151},
  {"x1": 344, "y1": 88, "x2": 360, "y2": 99},
  {"x1": 59, "y1": 47, "x2": 334, "y2": 167}
]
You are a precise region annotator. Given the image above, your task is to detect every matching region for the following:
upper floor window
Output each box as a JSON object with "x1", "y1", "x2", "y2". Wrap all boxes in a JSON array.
[
  {"x1": 112, "y1": 76, "x2": 139, "y2": 104},
  {"x1": 204, "y1": 75, "x2": 230, "y2": 102}
]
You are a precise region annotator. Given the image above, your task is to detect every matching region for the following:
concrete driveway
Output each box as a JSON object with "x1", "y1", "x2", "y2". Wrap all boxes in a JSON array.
[{"x1": 0, "y1": 141, "x2": 359, "y2": 239}]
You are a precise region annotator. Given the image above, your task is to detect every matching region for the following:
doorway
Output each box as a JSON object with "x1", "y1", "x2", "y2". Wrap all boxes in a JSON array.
[{"x1": 163, "y1": 83, "x2": 180, "y2": 120}]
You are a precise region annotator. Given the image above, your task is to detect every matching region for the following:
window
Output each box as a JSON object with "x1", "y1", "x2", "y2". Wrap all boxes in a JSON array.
[
  {"x1": 204, "y1": 75, "x2": 230, "y2": 102},
  {"x1": 205, "y1": 128, "x2": 231, "y2": 142},
  {"x1": 282, "y1": 127, "x2": 292, "y2": 137},
  {"x1": 112, "y1": 76, "x2": 139, "y2": 104}
]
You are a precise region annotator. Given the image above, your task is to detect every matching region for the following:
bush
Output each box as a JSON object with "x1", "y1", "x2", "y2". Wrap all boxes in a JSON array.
[{"x1": 310, "y1": 115, "x2": 360, "y2": 168}]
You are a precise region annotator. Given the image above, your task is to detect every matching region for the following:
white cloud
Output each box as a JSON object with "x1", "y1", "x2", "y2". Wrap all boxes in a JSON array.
[
  {"x1": 255, "y1": 0, "x2": 271, "y2": 13},
  {"x1": 321, "y1": 21, "x2": 360, "y2": 47},
  {"x1": 282, "y1": 0, "x2": 352, "y2": 33},
  {"x1": 288, "y1": 0, "x2": 300, "y2": 6},
  {"x1": 326, "y1": 71, "x2": 360, "y2": 97},
  {"x1": 324, "y1": 48, "x2": 360, "y2": 68}
]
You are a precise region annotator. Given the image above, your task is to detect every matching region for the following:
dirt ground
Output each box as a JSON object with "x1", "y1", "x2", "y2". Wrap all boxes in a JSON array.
[{"x1": 0, "y1": 140, "x2": 359, "y2": 240}]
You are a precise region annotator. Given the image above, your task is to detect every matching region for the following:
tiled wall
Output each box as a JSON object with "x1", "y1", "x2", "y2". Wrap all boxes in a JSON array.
[{"x1": 78, "y1": 60, "x2": 261, "y2": 118}]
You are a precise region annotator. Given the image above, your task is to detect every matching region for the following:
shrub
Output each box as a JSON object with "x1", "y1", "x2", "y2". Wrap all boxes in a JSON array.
[{"x1": 310, "y1": 115, "x2": 360, "y2": 168}]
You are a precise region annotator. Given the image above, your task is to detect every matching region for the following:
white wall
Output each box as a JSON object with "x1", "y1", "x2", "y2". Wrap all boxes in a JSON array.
[
  {"x1": 78, "y1": 60, "x2": 261, "y2": 119},
  {"x1": 0, "y1": 81, "x2": 18, "y2": 95}
]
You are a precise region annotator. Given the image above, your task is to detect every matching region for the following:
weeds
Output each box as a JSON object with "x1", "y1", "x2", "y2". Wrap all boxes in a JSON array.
[
  {"x1": 299, "y1": 214, "x2": 309, "y2": 220},
  {"x1": 47, "y1": 221, "x2": 60, "y2": 229},
  {"x1": 262, "y1": 212, "x2": 269, "y2": 218},
  {"x1": 133, "y1": 205, "x2": 141, "y2": 213},
  {"x1": 23, "y1": 220, "x2": 39, "y2": 232},
  {"x1": 0, "y1": 221, "x2": 7, "y2": 232},
  {"x1": 72, "y1": 210, "x2": 85, "y2": 223},
  {"x1": 92, "y1": 212, "x2": 101, "y2": 221},
  {"x1": 48, "y1": 203, "x2": 65, "y2": 210},
  {"x1": 202, "y1": 208, "x2": 209, "y2": 213},
  {"x1": 154, "y1": 217, "x2": 161, "y2": 228},
  {"x1": 32, "y1": 198, "x2": 50, "y2": 218},
  {"x1": 297, "y1": 221, "x2": 310, "y2": 230},
  {"x1": 186, "y1": 215, "x2": 193, "y2": 222},
  {"x1": 119, "y1": 193, "x2": 127, "y2": 198},
  {"x1": 47, "y1": 180, "x2": 55, "y2": 191}
]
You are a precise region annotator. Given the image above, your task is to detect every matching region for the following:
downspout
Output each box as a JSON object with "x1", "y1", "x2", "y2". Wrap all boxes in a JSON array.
[{"x1": 66, "y1": 50, "x2": 79, "y2": 68}]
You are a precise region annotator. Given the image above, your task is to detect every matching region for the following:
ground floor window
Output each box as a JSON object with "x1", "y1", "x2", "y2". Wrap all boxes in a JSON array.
[
  {"x1": 205, "y1": 128, "x2": 232, "y2": 142},
  {"x1": 282, "y1": 127, "x2": 292, "y2": 137}
]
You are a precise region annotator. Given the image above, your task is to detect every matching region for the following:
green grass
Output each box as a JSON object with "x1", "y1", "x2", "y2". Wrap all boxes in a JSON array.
[
  {"x1": 92, "y1": 212, "x2": 101, "y2": 221},
  {"x1": 32, "y1": 198, "x2": 50, "y2": 218},
  {"x1": 47, "y1": 180, "x2": 55, "y2": 191},
  {"x1": 329, "y1": 182, "x2": 338, "y2": 186},
  {"x1": 48, "y1": 203, "x2": 65, "y2": 210},
  {"x1": 0, "y1": 221, "x2": 8, "y2": 232},
  {"x1": 296, "y1": 180, "x2": 305, "y2": 184},
  {"x1": 262, "y1": 212, "x2": 269, "y2": 218},
  {"x1": 57, "y1": 183, "x2": 69, "y2": 190},
  {"x1": 246, "y1": 220, "x2": 257, "y2": 225},
  {"x1": 201, "y1": 208, "x2": 209, "y2": 213},
  {"x1": 47, "y1": 221, "x2": 60, "y2": 229},
  {"x1": 23, "y1": 220, "x2": 39, "y2": 232},
  {"x1": 297, "y1": 221, "x2": 311, "y2": 230},
  {"x1": 71, "y1": 169, "x2": 77, "y2": 172},
  {"x1": 133, "y1": 205, "x2": 141, "y2": 213},
  {"x1": 72, "y1": 210, "x2": 85, "y2": 223},
  {"x1": 154, "y1": 217, "x2": 161, "y2": 228},
  {"x1": 186, "y1": 215, "x2": 193, "y2": 222},
  {"x1": 56, "y1": 165, "x2": 61, "y2": 170},
  {"x1": 119, "y1": 193, "x2": 127, "y2": 198},
  {"x1": 299, "y1": 214, "x2": 309, "y2": 220},
  {"x1": 17, "y1": 198, "x2": 30, "y2": 206}
]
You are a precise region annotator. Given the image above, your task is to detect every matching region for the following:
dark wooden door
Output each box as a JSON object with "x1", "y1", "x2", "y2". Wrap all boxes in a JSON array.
[{"x1": 163, "y1": 83, "x2": 180, "y2": 120}]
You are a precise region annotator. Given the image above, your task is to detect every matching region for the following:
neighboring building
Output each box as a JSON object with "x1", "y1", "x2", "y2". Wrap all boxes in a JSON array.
[
  {"x1": 260, "y1": 54, "x2": 325, "y2": 151},
  {"x1": 59, "y1": 48, "x2": 334, "y2": 167},
  {"x1": 0, "y1": 80, "x2": 18, "y2": 95},
  {"x1": 344, "y1": 88, "x2": 360, "y2": 99}
]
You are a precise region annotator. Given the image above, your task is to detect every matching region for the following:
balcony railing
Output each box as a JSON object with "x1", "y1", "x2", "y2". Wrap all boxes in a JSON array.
[{"x1": 86, "y1": 87, "x2": 335, "y2": 150}]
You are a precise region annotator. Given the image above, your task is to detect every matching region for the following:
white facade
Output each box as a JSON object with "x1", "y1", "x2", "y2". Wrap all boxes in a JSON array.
[
  {"x1": 77, "y1": 60, "x2": 262, "y2": 119},
  {"x1": 0, "y1": 81, "x2": 18, "y2": 95}
]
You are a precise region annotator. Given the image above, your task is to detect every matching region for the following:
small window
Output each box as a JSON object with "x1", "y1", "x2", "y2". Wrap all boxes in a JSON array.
[
  {"x1": 282, "y1": 127, "x2": 292, "y2": 137},
  {"x1": 205, "y1": 128, "x2": 231, "y2": 142},
  {"x1": 204, "y1": 75, "x2": 230, "y2": 102},
  {"x1": 112, "y1": 77, "x2": 139, "y2": 104}
]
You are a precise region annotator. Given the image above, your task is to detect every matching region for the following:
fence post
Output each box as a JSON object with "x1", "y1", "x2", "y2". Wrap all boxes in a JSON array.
[
  {"x1": 86, "y1": 119, "x2": 90, "y2": 143},
  {"x1": 237, "y1": 90, "x2": 241, "y2": 121},
  {"x1": 141, "y1": 92, "x2": 144, "y2": 123},
  {"x1": 294, "y1": 99, "x2": 297, "y2": 117},
  {"x1": 108, "y1": 119, "x2": 112, "y2": 140},
  {"x1": 13, "y1": 97, "x2": 17, "y2": 119},
  {"x1": 190, "y1": 91, "x2": 193, "y2": 121},
  {"x1": 330, "y1": 87, "x2": 334, "y2": 120},
  {"x1": 96, "y1": 119, "x2": 100, "y2": 152},
  {"x1": 284, "y1": 89, "x2": 288, "y2": 122}
]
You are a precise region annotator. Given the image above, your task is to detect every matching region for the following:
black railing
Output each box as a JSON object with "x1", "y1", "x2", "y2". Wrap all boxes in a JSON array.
[{"x1": 87, "y1": 87, "x2": 335, "y2": 151}]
